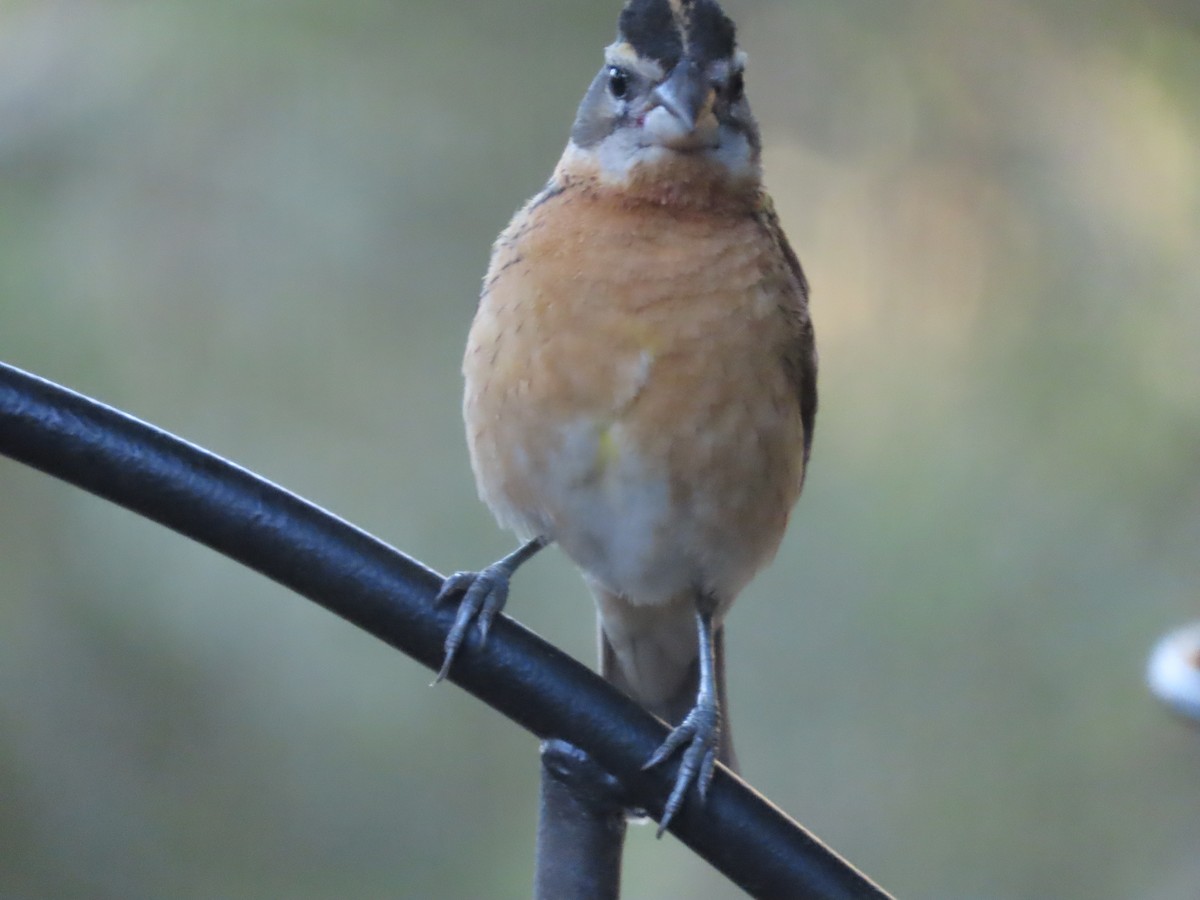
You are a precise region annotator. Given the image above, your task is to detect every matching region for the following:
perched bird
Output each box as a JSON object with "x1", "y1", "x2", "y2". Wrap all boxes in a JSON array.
[{"x1": 437, "y1": 0, "x2": 816, "y2": 833}]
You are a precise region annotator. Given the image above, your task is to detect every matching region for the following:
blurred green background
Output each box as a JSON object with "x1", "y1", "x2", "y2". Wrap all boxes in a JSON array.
[{"x1": 2, "y1": 1, "x2": 1198, "y2": 897}]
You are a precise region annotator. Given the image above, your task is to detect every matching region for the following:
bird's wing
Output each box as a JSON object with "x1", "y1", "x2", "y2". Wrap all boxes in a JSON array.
[{"x1": 758, "y1": 195, "x2": 818, "y2": 466}]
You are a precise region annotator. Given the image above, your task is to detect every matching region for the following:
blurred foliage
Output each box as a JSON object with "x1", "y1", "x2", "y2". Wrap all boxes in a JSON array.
[{"x1": 1, "y1": 1, "x2": 1199, "y2": 897}]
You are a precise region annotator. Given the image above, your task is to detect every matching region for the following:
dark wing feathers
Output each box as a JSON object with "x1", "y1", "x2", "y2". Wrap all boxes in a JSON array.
[{"x1": 757, "y1": 195, "x2": 817, "y2": 466}]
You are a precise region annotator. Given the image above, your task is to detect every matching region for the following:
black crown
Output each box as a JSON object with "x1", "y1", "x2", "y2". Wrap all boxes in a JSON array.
[{"x1": 617, "y1": 0, "x2": 737, "y2": 70}]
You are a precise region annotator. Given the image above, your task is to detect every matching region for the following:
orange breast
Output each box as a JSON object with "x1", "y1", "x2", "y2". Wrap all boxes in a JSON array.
[{"x1": 463, "y1": 170, "x2": 807, "y2": 604}]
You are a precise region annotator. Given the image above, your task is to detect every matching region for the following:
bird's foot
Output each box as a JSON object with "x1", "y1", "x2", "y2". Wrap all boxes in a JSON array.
[
  {"x1": 431, "y1": 538, "x2": 547, "y2": 684},
  {"x1": 642, "y1": 699, "x2": 721, "y2": 837},
  {"x1": 432, "y1": 562, "x2": 513, "y2": 683}
]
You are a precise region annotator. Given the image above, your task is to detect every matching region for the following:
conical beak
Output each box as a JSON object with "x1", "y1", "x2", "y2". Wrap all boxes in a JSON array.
[{"x1": 652, "y1": 59, "x2": 711, "y2": 130}]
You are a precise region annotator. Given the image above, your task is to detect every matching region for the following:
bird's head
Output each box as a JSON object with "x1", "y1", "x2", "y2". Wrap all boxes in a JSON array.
[{"x1": 566, "y1": 0, "x2": 760, "y2": 193}]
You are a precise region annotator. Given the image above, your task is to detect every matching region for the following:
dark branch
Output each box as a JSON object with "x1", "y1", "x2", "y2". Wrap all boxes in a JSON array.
[{"x1": 0, "y1": 361, "x2": 891, "y2": 899}]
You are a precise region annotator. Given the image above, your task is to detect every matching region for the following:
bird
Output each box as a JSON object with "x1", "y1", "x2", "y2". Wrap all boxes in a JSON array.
[{"x1": 435, "y1": 0, "x2": 816, "y2": 835}]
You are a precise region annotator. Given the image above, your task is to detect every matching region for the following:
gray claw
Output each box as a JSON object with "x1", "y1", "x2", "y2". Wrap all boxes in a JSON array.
[
  {"x1": 643, "y1": 702, "x2": 721, "y2": 836},
  {"x1": 432, "y1": 564, "x2": 512, "y2": 684}
]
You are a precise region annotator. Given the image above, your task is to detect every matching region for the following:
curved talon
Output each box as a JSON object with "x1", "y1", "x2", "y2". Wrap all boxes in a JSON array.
[
  {"x1": 431, "y1": 539, "x2": 547, "y2": 685},
  {"x1": 432, "y1": 564, "x2": 513, "y2": 684},
  {"x1": 643, "y1": 702, "x2": 721, "y2": 836},
  {"x1": 435, "y1": 570, "x2": 477, "y2": 605}
]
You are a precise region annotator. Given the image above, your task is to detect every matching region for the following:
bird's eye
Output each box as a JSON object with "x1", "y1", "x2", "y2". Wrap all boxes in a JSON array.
[
  {"x1": 607, "y1": 67, "x2": 630, "y2": 100},
  {"x1": 727, "y1": 69, "x2": 745, "y2": 102}
]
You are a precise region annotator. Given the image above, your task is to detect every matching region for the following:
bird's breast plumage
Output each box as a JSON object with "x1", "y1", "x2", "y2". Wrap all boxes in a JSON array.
[{"x1": 464, "y1": 163, "x2": 808, "y2": 610}]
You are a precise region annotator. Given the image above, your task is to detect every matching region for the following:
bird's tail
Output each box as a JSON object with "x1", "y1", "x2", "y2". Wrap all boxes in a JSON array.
[{"x1": 593, "y1": 585, "x2": 738, "y2": 771}]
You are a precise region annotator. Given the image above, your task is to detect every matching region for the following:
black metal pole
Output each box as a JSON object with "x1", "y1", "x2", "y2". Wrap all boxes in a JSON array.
[
  {"x1": 0, "y1": 362, "x2": 892, "y2": 899},
  {"x1": 535, "y1": 740, "x2": 628, "y2": 900}
]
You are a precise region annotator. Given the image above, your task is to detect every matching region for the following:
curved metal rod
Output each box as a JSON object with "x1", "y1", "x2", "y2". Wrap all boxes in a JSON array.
[{"x1": 0, "y1": 361, "x2": 891, "y2": 899}]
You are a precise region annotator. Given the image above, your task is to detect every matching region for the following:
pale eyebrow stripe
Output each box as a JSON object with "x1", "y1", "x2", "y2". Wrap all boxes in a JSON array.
[{"x1": 603, "y1": 42, "x2": 666, "y2": 80}]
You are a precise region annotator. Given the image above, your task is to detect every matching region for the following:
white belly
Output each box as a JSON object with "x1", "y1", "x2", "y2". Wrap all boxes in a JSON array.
[{"x1": 478, "y1": 414, "x2": 769, "y2": 609}]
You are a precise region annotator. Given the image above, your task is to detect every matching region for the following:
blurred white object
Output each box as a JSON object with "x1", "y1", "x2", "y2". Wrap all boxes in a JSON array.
[{"x1": 1147, "y1": 622, "x2": 1200, "y2": 722}]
